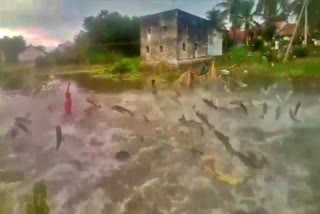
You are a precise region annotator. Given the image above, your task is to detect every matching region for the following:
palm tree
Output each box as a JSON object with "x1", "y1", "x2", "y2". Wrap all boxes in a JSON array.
[
  {"x1": 206, "y1": 8, "x2": 226, "y2": 32},
  {"x1": 289, "y1": 0, "x2": 320, "y2": 29},
  {"x1": 216, "y1": 0, "x2": 243, "y2": 27},
  {"x1": 237, "y1": 0, "x2": 260, "y2": 45}
]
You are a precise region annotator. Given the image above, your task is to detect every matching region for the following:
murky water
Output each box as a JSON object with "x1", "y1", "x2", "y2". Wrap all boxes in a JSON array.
[{"x1": 1, "y1": 72, "x2": 320, "y2": 214}]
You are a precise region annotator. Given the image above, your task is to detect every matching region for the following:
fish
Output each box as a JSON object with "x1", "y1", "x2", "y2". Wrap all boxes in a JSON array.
[
  {"x1": 239, "y1": 102, "x2": 248, "y2": 116},
  {"x1": 195, "y1": 111, "x2": 215, "y2": 130},
  {"x1": 232, "y1": 151, "x2": 269, "y2": 169},
  {"x1": 202, "y1": 98, "x2": 218, "y2": 110},
  {"x1": 86, "y1": 98, "x2": 101, "y2": 107},
  {"x1": 213, "y1": 128, "x2": 268, "y2": 169},
  {"x1": 15, "y1": 117, "x2": 31, "y2": 125},
  {"x1": 260, "y1": 102, "x2": 268, "y2": 119},
  {"x1": 115, "y1": 151, "x2": 130, "y2": 161},
  {"x1": 289, "y1": 108, "x2": 301, "y2": 122},
  {"x1": 111, "y1": 105, "x2": 134, "y2": 117},
  {"x1": 230, "y1": 99, "x2": 243, "y2": 105},
  {"x1": 56, "y1": 125, "x2": 63, "y2": 151},
  {"x1": 190, "y1": 147, "x2": 204, "y2": 156},
  {"x1": 178, "y1": 115, "x2": 204, "y2": 136},
  {"x1": 275, "y1": 105, "x2": 281, "y2": 120},
  {"x1": 151, "y1": 79, "x2": 157, "y2": 95},
  {"x1": 213, "y1": 129, "x2": 234, "y2": 154},
  {"x1": 14, "y1": 121, "x2": 31, "y2": 135},
  {"x1": 143, "y1": 115, "x2": 149, "y2": 122},
  {"x1": 294, "y1": 101, "x2": 301, "y2": 116}
]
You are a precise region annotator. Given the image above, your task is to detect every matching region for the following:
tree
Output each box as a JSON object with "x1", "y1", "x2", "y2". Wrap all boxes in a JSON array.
[
  {"x1": 216, "y1": 0, "x2": 243, "y2": 28},
  {"x1": 256, "y1": 0, "x2": 278, "y2": 19},
  {"x1": 237, "y1": 0, "x2": 260, "y2": 45},
  {"x1": 289, "y1": 0, "x2": 320, "y2": 34},
  {"x1": 0, "y1": 36, "x2": 26, "y2": 63},
  {"x1": 81, "y1": 10, "x2": 140, "y2": 56},
  {"x1": 206, "y1": 8, "x2": 226, "y2": 32}
]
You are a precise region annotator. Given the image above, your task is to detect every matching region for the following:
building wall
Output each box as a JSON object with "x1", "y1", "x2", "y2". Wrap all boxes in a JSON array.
[
  {"x1": 208, "y1": 30, "x2": 223, "y2": 56},
  {"x1": 176, "y1": 10, "x2": 209, "y2": 60},
  {"x1": 140, "y1": 10, "x2": 178, "y2": 64},
  {"x1": 18, "y1": 47, "x2": 46, "y2": 63}
]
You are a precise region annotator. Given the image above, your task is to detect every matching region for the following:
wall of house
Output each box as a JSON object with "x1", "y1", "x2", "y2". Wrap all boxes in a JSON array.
[
  {"x1": 140, "y1": 10, "x2": 178, "y2": 64},
  {"x1": 18, "y1": 47, "x2": 46, "y2": 63},
  {"x1": 176, "y1": 10, "x2": 209, "y2": 61},
  {"x1": 208, "y1": 30, "x2": 223, "y2": 56}
]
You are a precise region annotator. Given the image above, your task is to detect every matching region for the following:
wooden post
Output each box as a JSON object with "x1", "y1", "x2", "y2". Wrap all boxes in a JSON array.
[{"x1": 283, "y1": 0, "x2": 308, "y2": 62}]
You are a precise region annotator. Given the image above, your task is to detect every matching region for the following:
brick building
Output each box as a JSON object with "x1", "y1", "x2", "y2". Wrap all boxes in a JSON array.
[{"x1": 140, "y1": 9, "x2": 222, "y2": 64}]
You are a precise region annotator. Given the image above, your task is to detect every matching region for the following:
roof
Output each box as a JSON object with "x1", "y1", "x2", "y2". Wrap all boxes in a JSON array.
[
  {"x1": 21, "y1": 45, "x2": 47, "y2": 54},
  {"x1": 141, "y1": 9, "x2": 209, "y2": 23},
  {"x1": 278, "y1": 23, "x2": 303, "y2": 37}
]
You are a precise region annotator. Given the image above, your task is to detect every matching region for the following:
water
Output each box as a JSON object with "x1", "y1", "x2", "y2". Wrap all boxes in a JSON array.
[{"x1": 0, "y1": 71, "x2": 320, "y2": 214}]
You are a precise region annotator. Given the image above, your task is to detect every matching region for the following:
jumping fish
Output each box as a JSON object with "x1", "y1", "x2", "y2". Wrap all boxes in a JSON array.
[
  {"x1": 289, "y1": 108, "x2": 301, "y2": 122},
  {"x1": 294, "y1": 101, "x2": 301, "y2": 116},
  {"x1": 178, "y1": 115, "x2": 204, "y2": 136},
  {"x1": 14, "y1": 121, "x2": 31, "y2": 135},
  {"x1": 239, "y1": 102, "x2": 248, "y2": 116},
  {"x1": 260, "y1": 102, "x2": 268, "y2": 119},
  {"x1": 111, "y1": 105, "x2": 134, "y2": 117},
  {"x1": 275, "y1": 105, "x2": 281, "y2": 120},
  {"x1": 202, "y1": 98, "x2": 218, "y2": 110},
  {"x1": 143, "y1": 115, "x2": 149, "y2": 122},
  {"x1": 115, "y1": 151, "x2": 130, "y2": 161},
  {"x1": 56, "y1": 125, "x2": 63, "y2": 151},
  {"x1": 195, "y1": 111, "x2": 215, "y2": 130}
]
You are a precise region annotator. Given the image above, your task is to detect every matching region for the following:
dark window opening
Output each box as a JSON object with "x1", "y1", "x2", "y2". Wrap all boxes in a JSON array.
[
  {"x1": 146, "y1": 46, "x2": 150, "y2": 53},
  {"x1": 147, "y1": 28, "x2": 151, "y2": 34},
  {"x1": 162, "y1": 26, "x2": 167, "y2": 32},
  {"x1": 182, "y1": 43, "x2": 186, "y2": 51},
  {"x1": 160, "y1": 45, "x2": 163, "y2": 52},
  {"x1": 194, "y1": 42, "x2": 198, "y2": 51}
]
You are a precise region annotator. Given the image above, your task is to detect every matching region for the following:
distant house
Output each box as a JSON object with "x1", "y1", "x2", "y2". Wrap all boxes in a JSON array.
[
  {"x1": 140, "y1": 9, "x2": 223, "y2": 65},
  {"x1": 56, "y1": 41, "x2": 73, "y2": 52},
  {"x1": 18, "y1": 45, "x2": 47, "y2": 64}
]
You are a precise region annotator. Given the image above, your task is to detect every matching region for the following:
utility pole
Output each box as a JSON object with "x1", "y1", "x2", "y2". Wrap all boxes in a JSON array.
[
  {"x1": 283, "y1": 0, "x2": 308, "y2": 62},
  {"x1": 303, "y1": 0, "x2": 309, "y2": 46}
]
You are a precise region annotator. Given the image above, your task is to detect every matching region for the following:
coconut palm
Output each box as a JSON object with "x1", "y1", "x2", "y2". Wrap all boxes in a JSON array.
[
  {"x1": 289, "y1": 0, "x2": 320, "y2": 33},
  {"x1": 237, "y1": 0, "x2": 260, "y2": 45},
  {"x1": 206, "y1": 8, "x2": 226, "y2": 32},
  {"x1": 216, "y1": 0, "x2": 243, "y2": 28}
]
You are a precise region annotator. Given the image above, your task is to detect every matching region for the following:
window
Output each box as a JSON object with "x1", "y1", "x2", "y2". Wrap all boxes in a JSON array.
[
  {"x1": 182, "y1": 42, "x2": 186, "y2": 51},
  {"x1": 146, "y1": 46, "x2": 150, "y2": 53},
  {"x1": 160, "y1": 45, "x2": 163, "y2": 52},
  {"x1": 162, "y1": 26, "x2": 167, "y2": 32},
  {"x1": 194, "y1": 42, "x2": 198, "y2": 51},
  {"x1": 147, "y1": 28, "x2": 151, "y2": 34}
]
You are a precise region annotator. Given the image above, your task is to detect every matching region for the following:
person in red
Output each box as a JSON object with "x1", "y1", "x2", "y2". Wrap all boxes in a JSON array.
[{"x1": 64, "y1": 82, "x2": 72, "y2": 115}]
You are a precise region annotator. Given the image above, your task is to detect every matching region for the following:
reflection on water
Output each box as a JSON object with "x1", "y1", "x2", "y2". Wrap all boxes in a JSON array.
[{"x1": 1, "y1": 71, "x2": 320, "y2": 213}]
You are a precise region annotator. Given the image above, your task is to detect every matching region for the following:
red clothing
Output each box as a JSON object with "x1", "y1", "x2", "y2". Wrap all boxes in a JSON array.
[{"x1": 64, "y1": 83, "x2": 72, "y2": 115}]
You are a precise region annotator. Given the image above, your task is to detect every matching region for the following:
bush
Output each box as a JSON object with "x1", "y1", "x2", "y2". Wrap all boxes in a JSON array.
[
  {"x1": 292, "y1": 46, "x2": 308, "y2": 58},
  {"x1": 229, "y1": 46, "x2": 250, "y2": 65},
  {"x1": 111, "y1": 58, "x2": 139, "y2": 75},
  {"x1": 35, "y1": 56, "x2": 53, "y2": 67},
  {"x1": 249, "y1": 37, "x2": 265, "y2": 52}
]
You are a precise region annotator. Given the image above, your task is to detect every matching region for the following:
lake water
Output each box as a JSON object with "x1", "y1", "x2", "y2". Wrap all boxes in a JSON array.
[{"x1": 1, "y1": 71, "x2": 320, "y2": 214}]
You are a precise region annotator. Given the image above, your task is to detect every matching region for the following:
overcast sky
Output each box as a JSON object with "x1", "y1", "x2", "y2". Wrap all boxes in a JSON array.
[{"x1": 0, "y1": 0, "x2": 220, "y2": 49}]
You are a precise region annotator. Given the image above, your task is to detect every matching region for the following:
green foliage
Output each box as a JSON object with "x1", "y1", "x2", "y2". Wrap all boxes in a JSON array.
[
  {"x1": 25, "y1": 181, "x2": 50, "y2": 214},
  {"x1": 26, "y1": 181, "x2": 50, "y2": 214},
  {"x1": 111, "y1": 58, "x2": 139, "y2": 75},
  {"x1": 229, "y1": 46, "x2": 250, "y2": 64},
  {"x1": 292, "y1": 46, "x2": 308, "y2": 58},
  {"x1": 249, "y1": 36, "x2": 265, "y2": 52}
]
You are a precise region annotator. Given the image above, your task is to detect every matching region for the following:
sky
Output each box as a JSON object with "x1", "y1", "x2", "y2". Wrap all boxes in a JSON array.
[{"x1": 0, "y1": 0, "x2": 220, "y2": 49}]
